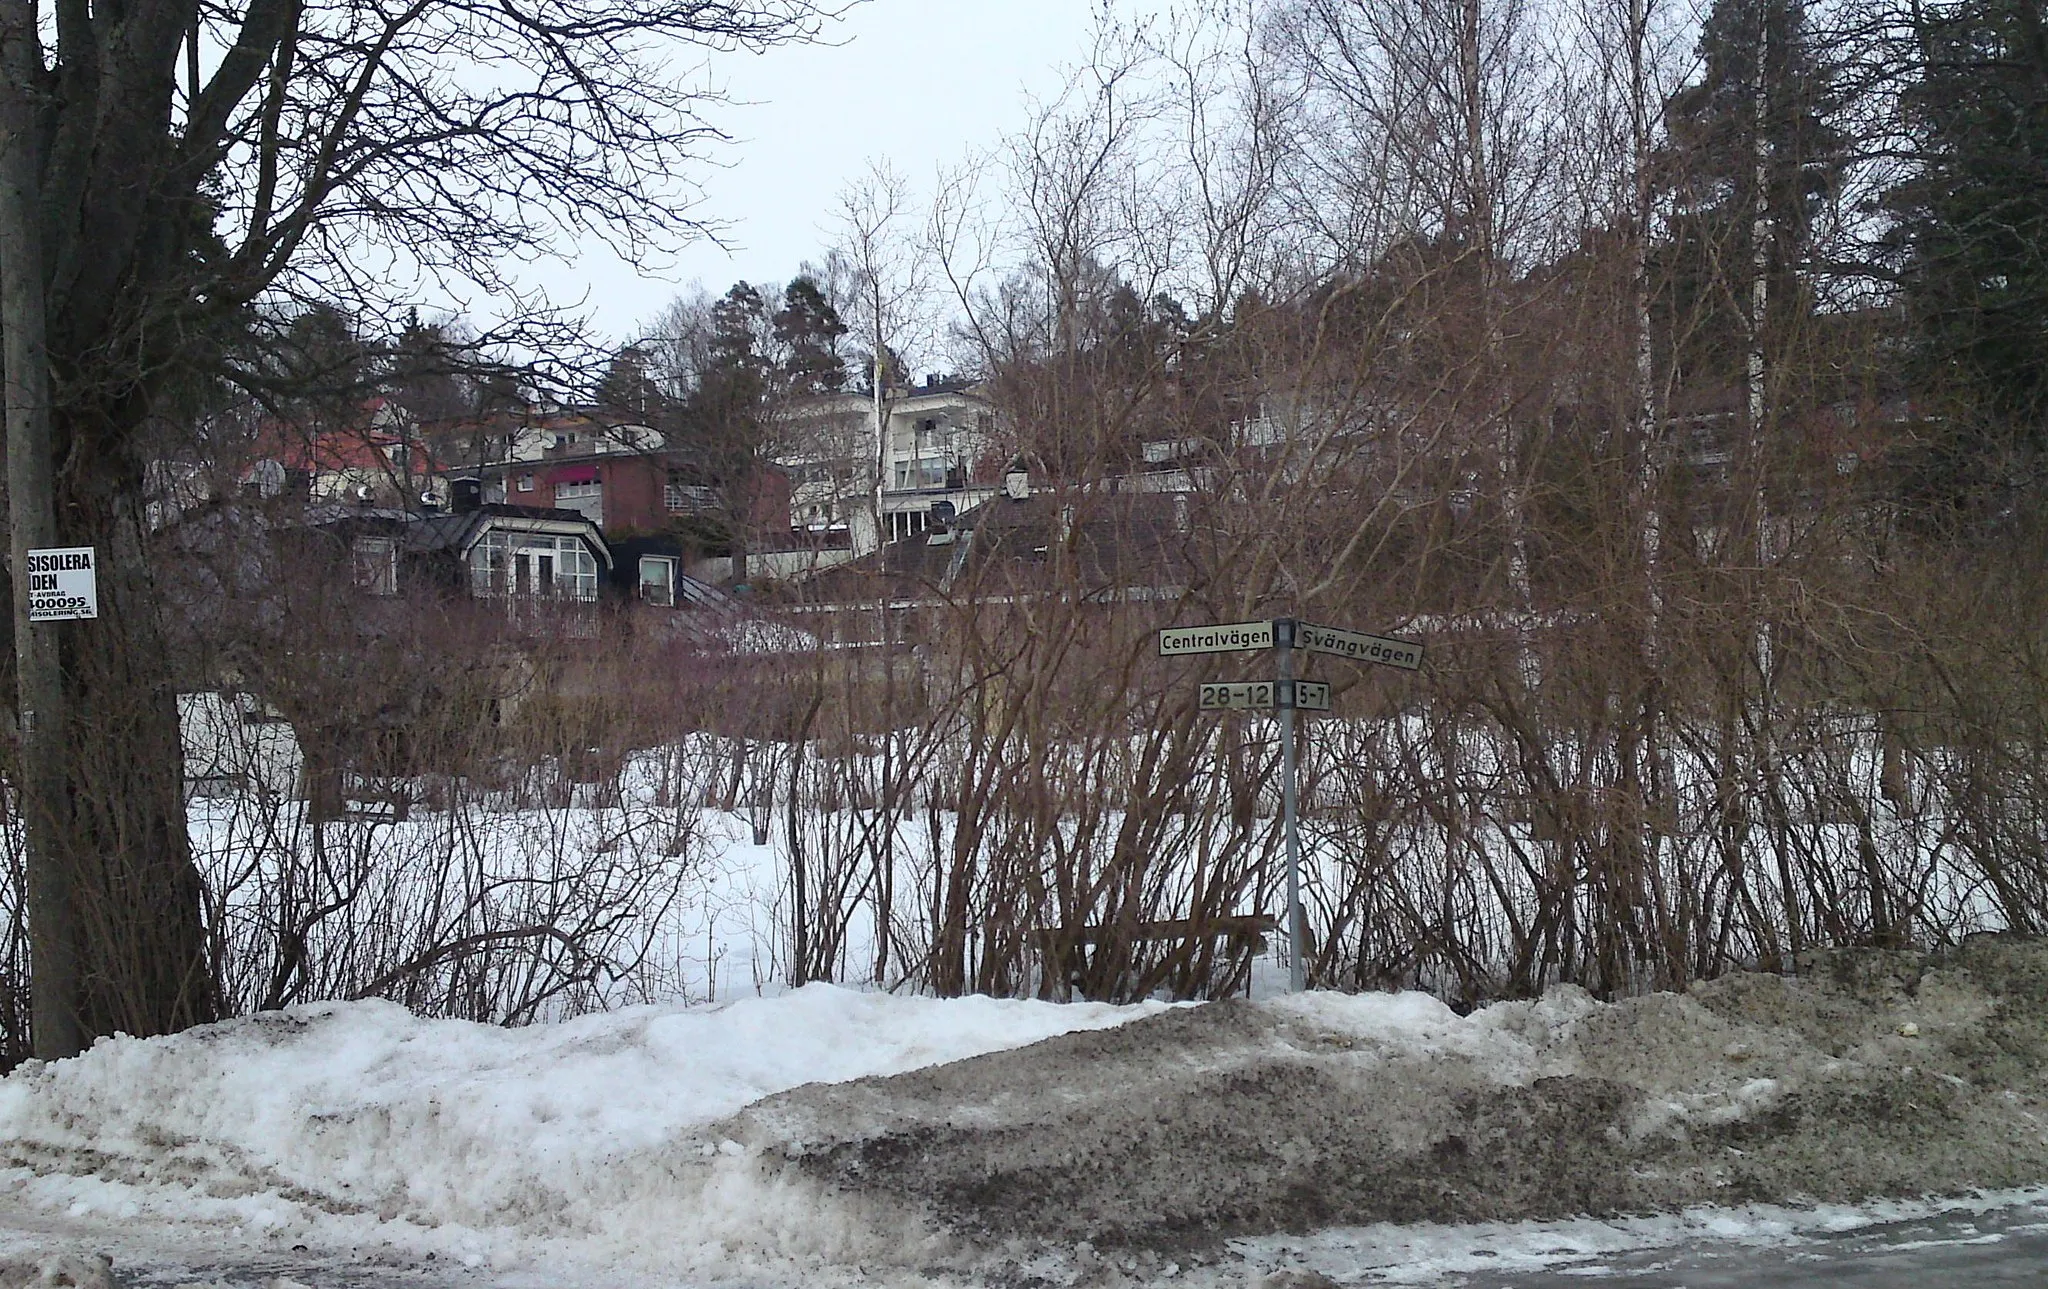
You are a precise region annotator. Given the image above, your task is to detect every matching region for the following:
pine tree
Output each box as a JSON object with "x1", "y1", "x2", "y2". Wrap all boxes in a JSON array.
[
  {"x1": 773, "y1": 275, "x2": 849, "y2": 396},
  {"x1": 597, "y1": 345, "x2": 668, "y2": 422},
  {"x1": 677, "y1": 283, "x2": 773, "y2": 562},
  {"x1": 1889, "y1": 0, "x2": 2048, "y2": 518},
  {"x1": 385, "y1": 313, "x2": 474, "y2": 427},
  {"x1": 1657, "y1": 0, "x2": 1845, "y2": 388},
  {"x1": 691, "y1": 282, "x2": 769, "y2": 441}
]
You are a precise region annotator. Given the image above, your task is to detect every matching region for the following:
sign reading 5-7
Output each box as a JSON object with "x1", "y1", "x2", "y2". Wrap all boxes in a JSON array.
[{"x1": 25, "y1": 546, "x2": 98, "y2": 621}]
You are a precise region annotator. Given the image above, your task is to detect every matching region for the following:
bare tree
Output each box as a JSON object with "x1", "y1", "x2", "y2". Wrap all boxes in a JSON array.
[{"x1": 0, "y1": 0, "x2": 834, "y2": 1058}]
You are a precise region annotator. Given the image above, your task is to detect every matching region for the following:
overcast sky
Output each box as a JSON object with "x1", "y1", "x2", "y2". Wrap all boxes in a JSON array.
[{"x1": 511, "y1": 0, "x2": 1152, "y2": 346}]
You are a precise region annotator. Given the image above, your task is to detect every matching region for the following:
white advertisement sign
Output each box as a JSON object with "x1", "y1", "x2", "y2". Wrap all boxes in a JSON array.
[{"x1": 25, "y1": 546, "x2": 98, "y2": 621}]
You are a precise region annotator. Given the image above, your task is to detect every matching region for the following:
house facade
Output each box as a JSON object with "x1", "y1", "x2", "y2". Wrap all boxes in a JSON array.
[
  {"x1": 309, "y1": 498, "x2": 614, "y2": 609},
  {"x1": 775, "y1": 378, "x2": 1003, "y2": 555}
]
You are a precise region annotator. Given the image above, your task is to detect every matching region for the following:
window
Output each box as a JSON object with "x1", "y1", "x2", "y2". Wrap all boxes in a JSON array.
[
  {"x1": 665, "y1": 472, "x2": 716, "y2": 513},
  {"x1": 639, "y1": 556, "x2": 677, "y2": 606},
  {"x1": 552, "y1": 478, "x2": 603, "y2": 525},
  {"x1": 471, "y1": 530, "x2": 599, "y2": 601},
  {"x1": 894, "y1": 457, "x2": 950, "y2": 489},
  {"x1": 517, "y1": 474, "x2": 535, "y2": 492},
  {"x1": 351, "y1": 537, "x2": 397, "y2": 596}
]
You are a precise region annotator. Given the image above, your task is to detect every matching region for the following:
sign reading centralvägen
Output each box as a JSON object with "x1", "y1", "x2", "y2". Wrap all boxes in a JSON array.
[
  {"x1": 25, "y1": 546, "x2": 98, "y2": 621},
  {"x1": 1158, "y1": 619, "x2": 1275, "y2": 656}
]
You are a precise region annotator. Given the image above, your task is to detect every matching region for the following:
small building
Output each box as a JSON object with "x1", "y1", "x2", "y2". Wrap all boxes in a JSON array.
[
  {"x1": 305, "y1": 495, "x2": 612, "y2": 606},
  {"x1": 784, "y1": 479, "x2": 1194, "y2": 645}
]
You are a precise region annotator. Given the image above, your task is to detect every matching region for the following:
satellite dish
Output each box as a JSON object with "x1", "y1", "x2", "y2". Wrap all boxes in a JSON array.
[
  {"x1": 420, "y1": 488, "x2": 447, "y2": 509},
  {"x1": 353, "y1": 484, "x2": 374, "y2": 503},
  {"x1": 249, "y1": 459, "x2": 287, "y2": 498}
]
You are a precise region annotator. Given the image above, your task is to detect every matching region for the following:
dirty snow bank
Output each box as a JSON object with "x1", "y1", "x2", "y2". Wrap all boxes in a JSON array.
[
  {"x1": 0, "y1": 985, "x2": 1171, "y2": 1276},
  {"x1": 8, "y1": 938, "x2": 2048, "y2": 1286},
  {"x1": 742, "y1": 936, "x2": 2048, "y2": 1277}
]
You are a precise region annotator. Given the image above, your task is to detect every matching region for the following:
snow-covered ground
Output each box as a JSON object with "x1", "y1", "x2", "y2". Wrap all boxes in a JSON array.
[
  {"x1": 0, "y1": 714, "x2": 2035, "y2": 1283},
  {"x1": 5, "y1": 942, "x2": 2048, "y2": 1287}
]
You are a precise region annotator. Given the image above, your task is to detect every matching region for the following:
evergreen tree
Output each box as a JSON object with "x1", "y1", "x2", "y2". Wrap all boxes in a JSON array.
[
  {"x1": 597, "y1": 344, "x2": 668, "y2": 422},
  {"x1": 773, "y1": 275, "x2": 849, "y2": 395},
  {"x1": 1889, "y1": 0, "x2": 2048, "y2": 518},
  {"x1": 274, "y1": 305, "x2": 374, "y2": 434},
  {"x1": 691, "y1": 282, "x2": 770, "y2": 438},
  {"x1": 1657, "y1": 0, "x2": 1845, "y2": 386},
  {"x1": 385, "y1": 312, "x2": 474, "y2": 427},
  {"x1": 676, "y1": 283, "x2": 774, "y2": 557}
]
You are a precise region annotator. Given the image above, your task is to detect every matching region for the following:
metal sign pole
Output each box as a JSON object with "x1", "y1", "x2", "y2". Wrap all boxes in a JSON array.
[
  {"x1": 1163, "y1": 613, "x2": 1420, "y2": 997},
  {"x1": 1277, "y1": 618, "x2": 1305, "y2": 993}
]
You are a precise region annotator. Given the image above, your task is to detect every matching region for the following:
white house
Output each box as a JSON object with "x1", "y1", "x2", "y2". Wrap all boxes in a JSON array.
[{"x1": 774, "y1": 378, "x2": 1002, "y2": 556}]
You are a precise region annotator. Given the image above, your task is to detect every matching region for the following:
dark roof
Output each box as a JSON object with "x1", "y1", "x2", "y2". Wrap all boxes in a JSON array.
[
  {"x1": 305, "y1": 502, "x2": 610, "y2": 565},
  {"x1": 794, "y1": 489, "x2": 1195, "y2": 606},
  {"x1": 404, "y1": 510, "x2": 478, "y2": 553}
]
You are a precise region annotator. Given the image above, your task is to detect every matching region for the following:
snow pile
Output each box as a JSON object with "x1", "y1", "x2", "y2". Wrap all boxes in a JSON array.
[
  {"x1": 7, "y1": 938, "x2": 2048, "y2": 1286},
  {"x1": 746, "y1": 940, "x2": 2048, "y2": 1266},
  {"x1": 0, "y1": 985, "x2": 1171, "y2": 1273}
]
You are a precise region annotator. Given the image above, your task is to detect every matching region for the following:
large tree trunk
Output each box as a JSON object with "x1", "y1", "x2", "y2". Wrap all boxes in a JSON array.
[{"x1": 57, "y1": 443, "x2": 217, "y2": 1038}]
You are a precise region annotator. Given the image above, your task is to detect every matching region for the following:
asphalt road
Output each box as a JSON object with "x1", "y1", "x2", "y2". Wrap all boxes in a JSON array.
[
  {"x1": 7, "y1": 1199, "x2": 2048, "y2": 1287},
  {"x1": 1451, "y1": 1200, "x2": 2048, "y2": 1287}
]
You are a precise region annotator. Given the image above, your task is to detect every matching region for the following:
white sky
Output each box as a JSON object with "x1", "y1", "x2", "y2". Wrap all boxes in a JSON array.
[{"x1": 513, "y1": 0, "x2": 1152, "y2": 347}]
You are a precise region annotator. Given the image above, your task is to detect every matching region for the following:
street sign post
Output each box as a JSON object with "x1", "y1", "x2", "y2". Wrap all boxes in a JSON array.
[
  {"x1": 1163, "y1": 616, "x2": 1422, "y2": 993},
  {"x1": 1276, "y1": 618, "x2": 1304, "y2": 992},
  {"x1": 24, "y1": 546, "x2": 98, "y2": 622}
]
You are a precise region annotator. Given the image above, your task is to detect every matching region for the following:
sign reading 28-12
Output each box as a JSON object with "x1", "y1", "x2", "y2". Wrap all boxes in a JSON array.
[{"x1": 25, "y1": 546, "x2": 98, "y2": 621}]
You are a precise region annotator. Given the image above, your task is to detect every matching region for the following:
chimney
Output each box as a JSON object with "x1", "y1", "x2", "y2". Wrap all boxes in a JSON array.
[
  {"x1": 450, "y1": 477, "x2": 484, "y2": 513},
  {"x1": 1004, "y1": 461, "x2": 1029, "y2": 502}
]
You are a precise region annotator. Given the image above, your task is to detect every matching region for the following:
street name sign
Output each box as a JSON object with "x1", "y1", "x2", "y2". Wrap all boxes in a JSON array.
[
  {"x1": 1297, "y1": 621, "x2": 1423, "y2": 670},
  {"x1": 1200, "y1": 681, "x2": 1275, "y2": 710},
  {"x1": 1169, "y1": 612, "x2": 1415, "y2": 995},
  {"x1": 1160, "y1": 619, "x2": 1275, "y2": 656},
  {"x1": 25, "y1": 546, "x2": 98, "y2": 622}
]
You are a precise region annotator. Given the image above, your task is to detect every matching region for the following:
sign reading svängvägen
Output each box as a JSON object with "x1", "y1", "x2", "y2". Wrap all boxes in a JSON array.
[
  {"x1": 1297, "y1": 621, "x2": 1422, "y2": 670},
  {"x1": 25, "y1": 546, "x2": 98, "y2": 622},
  {"x1": 1159, "y1": 619, "x2": 1275, "y2": 656}
]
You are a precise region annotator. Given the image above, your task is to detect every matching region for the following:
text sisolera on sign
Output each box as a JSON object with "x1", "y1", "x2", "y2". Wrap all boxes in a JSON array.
[{"x1": 25, "y1": 545, "x2": 98, "y2": 622}]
